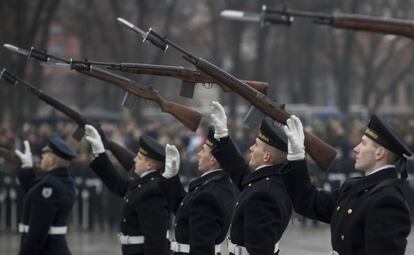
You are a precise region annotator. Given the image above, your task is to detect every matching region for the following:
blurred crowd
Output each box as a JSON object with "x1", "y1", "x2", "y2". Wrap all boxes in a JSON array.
[{"x1": 0, "y1": 115, "x2": 413, "y2": 232}]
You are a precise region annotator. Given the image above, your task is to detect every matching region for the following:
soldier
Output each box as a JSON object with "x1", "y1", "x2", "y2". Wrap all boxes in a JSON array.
[
  {"x1": 282, "y1": 115, "x2": 412, "y2": 255},
  {"x1": 159, "y1": 126, "x2": 237, "y2": 255},
  {"x1": 209, "y1": 101, "x2": 292, "y2": 255},
  {"x1": 15, "y1": 135, "x2": 77, "y2": 255},
  {"x1": 84, "y1": 125, "x2": 170, "y2": 255}
]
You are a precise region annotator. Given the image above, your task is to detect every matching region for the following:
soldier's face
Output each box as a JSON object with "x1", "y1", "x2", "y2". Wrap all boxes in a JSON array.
[
  {"x1": 40, "y1": 151, "x2": 55, "y2": 171},
  {"x1": 353, "y1": 135, "x2": 378, "y2": 173},
  {"x1": 134, "y1": 152, "x2": 150, "y2": 176},
  {"x1": 197, "y1": 144, "x2": 213, "y2": 172},
  {"x1": 248, "y1": 138, "x2": 266, "y2": 170}
]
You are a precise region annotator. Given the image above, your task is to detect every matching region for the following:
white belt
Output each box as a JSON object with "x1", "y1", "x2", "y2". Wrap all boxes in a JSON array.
[
  {"x1": 228, "y1": 240, "x2": 279, "y2": 255},
  {"x1": 170, "y1": 241, "x2": 221, "y2": 254},
  {"x1": 118, "y1": 233, "x2": 145, "y2": 245},
  {"x1": 18, "y1": 223, "x2": 67, "y2": 235}
]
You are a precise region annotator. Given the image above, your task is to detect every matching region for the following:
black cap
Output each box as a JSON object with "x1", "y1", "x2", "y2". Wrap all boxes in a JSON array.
[
  {"x1": 364, "y1": 114, "x2": 412, "y2": 157},
  {"x1": 258, "y1": 118, "x2": 288, "y2": 152},
  {"x1": 43, "y1": 135, "x2": 77, "y2": 161},
  {"x1": 138, "y1": 135, "x2": 165, "y2": 163},
  {"x1": 205, "y1": 126, "x2": 219, "y2": 148}
]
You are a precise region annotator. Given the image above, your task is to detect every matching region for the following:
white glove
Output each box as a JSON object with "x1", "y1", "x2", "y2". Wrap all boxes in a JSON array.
[
  {"x1": 15, "y1": 140, "x2": 33, "y2": 168},
  {"x1": 210, "y1": 101, "x2": 228, "y2": 139},
  {"x1": 283, "y1": 115, "x2": 305, "y2": 161},
  {"x1": 163, "y1": 144, "x2": 180, "y2": 179},
  {"x1": 85, "y1": 125, "x2": 105, "y2": 156}
]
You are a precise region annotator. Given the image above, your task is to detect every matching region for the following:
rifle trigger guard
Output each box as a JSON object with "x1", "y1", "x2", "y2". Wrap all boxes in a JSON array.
[{"x1": 202, "y1": 83, "x2": 213, "y2": 89}]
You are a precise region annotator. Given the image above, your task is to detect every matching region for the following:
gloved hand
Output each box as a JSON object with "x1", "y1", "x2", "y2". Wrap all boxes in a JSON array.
[
  {"x1": 163, "y1": 144, "x2": 180, "y2": 179},
  {"x1": 283, "y1": 115, "x2": 305, "y2": 161},
  {"x1": 15, "y1": 140, "x2": 33, "y2": 168},
  {"x1": 210, "y1": 101, "x2": 228, "y2": 139},
  {"x1": 85, "y1": 125, "x2": 105, "y2": 156}
]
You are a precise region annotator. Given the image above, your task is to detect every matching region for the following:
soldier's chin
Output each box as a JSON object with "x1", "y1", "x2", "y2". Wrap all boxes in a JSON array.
[{"x1": 248, "y1": 160, "x2": 254, "y2": 169}]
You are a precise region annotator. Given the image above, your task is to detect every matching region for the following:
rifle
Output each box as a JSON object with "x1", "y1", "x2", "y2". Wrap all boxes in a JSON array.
[
  {"x1": 116, "y1": 18, "x2": 337, "y2": 171},
  {"x1": 71, "y1": 61, "x2": 202, "y2": 132},
  {"x1": 221, "y1": 5, "x2": 414, "y2": 39},
  {"x1": 0, "y1": 148, "x2": 21, "y2": 165},
  {"x1": 0, "y1": 69, "x2": 135, "y2": 171},
  {"x1": 3, "y1": 44, "x2": 202, "y2": 132},
  {"x1": 107, "y1": 63, "x2": 269, "y2": 98}
]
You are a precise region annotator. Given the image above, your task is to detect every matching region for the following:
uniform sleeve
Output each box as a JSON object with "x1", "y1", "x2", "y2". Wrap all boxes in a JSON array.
[
  {"x1": 17, "y1": 168, "x2": 37, "y2": 193},
  {"x1": 137, "y1": 185, "x2": 170, "y2": 255},
  {"x1": 244, "y1": 191, "x2": 281, "y2": 255},
  {"x1": 189, "y1": 192, "x2": 223, "y2": 255},
  {"x1": 158, "y1": 175, "x2": 186, "y2": 214},
  {"x1": 19, "y1": 185, "x2": 58, "y2": 255},
  {"x1": 282, "y1": 160, "x2": 338, "y2": 223},
  {"x1": 211, "y1": 136, "x2": 250, "y2": 190},
  {"x1": 90, "y1": 153, "x2": 130, "y2": 197},
  {"x1": 365, "y1": 195, "x2": 410, "y2": 255}
]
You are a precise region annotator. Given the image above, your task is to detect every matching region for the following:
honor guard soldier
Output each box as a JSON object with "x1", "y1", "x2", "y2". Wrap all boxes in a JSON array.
[
  {"x1": 282, "y1": 115, "x2": 412, "y2": 255},
  {"x1": 84, "y1": 125, "x2": 170, "y2": 255},
  {"x1": 15, "y1": 135, "x2": 77, "y2": 255},
  {"x1": 159, "y1": 126, "x2": 237, "y2": 255},
  {"x1": 209, "y1": 101, "x2": 292, "y2": 255}
]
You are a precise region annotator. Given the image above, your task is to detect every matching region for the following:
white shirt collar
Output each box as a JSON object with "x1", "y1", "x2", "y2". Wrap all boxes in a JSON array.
[
  {"x1": 201, "y1": 168, "x2": 223, "y2": 177},
  {"x1": 140, "y1": 169, "x2": 157, "y2": 178},
  {"x1": 255, "y1": 164, "x2": 273, "y2": 171},
  {"x1": 366, "y1": 164, "x2": 395, "y2": 176}
]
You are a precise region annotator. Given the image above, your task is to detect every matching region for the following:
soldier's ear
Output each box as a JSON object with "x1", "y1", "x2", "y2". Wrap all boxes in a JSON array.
[
  {"x1": 263, "y1": 151, "x2": 271, "y2": 163},
  {"x1": 375, "y1": 147, "x2": 386, "y2": 160}
]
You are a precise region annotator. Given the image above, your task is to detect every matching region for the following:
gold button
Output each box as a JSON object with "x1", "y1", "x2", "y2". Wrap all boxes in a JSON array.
[
  {"x1": 138, "y1": 184, "x2": 141, "y2": 188},
  {"x1": 347, "y1": 209, "x2": 353, "y2": 214},
  {"x1": 248, "y1": 183, "x2": 252, "y2": 187},
  {"x1": 235, "y1": 202, "x2": 239, "y2": 206},
  {"x1": 336, "y1": 206, "x2": 340, "y2": 211},
  {"x1": 125, "y1": 199, "x2": 129, "y2": 203},
  {"x1": 341, "y1": 235, "x2": 345, "y2": 240},
  {"x1": 265, "y1": 177, "x2": 270, "y2": 181},
  {"x1": 123, "y1": 218, "x2": 126, "y2": 223}
]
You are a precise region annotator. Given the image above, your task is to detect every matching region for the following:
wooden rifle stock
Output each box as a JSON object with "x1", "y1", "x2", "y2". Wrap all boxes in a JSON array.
[
  {"x1": 0, "y1": 70, "x2": 135, "y2": 171},
  {"x1": 331, "y1": 13, "x2": 414, "y2": 39},
  {"x1": 266, "y1": 7, "x2": 414, "y2": 39},
  {"x1": 0, "y1": 148, "x2": 21, "y2": 165},
  {"x1": 116, "y1": 63, "x2": 269, "y2": 94},
  {"x1": 195, "y1": 58, "x2": 336, "y2": 171},
  {"x1": 72, "y1": 64, "x2": 202, "y2": 132}
]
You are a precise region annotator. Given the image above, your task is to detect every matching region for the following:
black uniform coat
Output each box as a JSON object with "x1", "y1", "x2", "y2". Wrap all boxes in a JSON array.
[
  {"x1": 90, "y1": 153, "x2": 169, "y2": 255},
  {"x1": 17, "y1": 167, "x2": 76, "y2": 255},
  {"x1": 282, "y1": 160, "x2": 411, "y2": 255},
  {"x1": 211, "y1": 137, "x2": 292, "y2": 255},
  {"x1": 159, "y1": 170, "x2": 237, "y2": 255}
]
